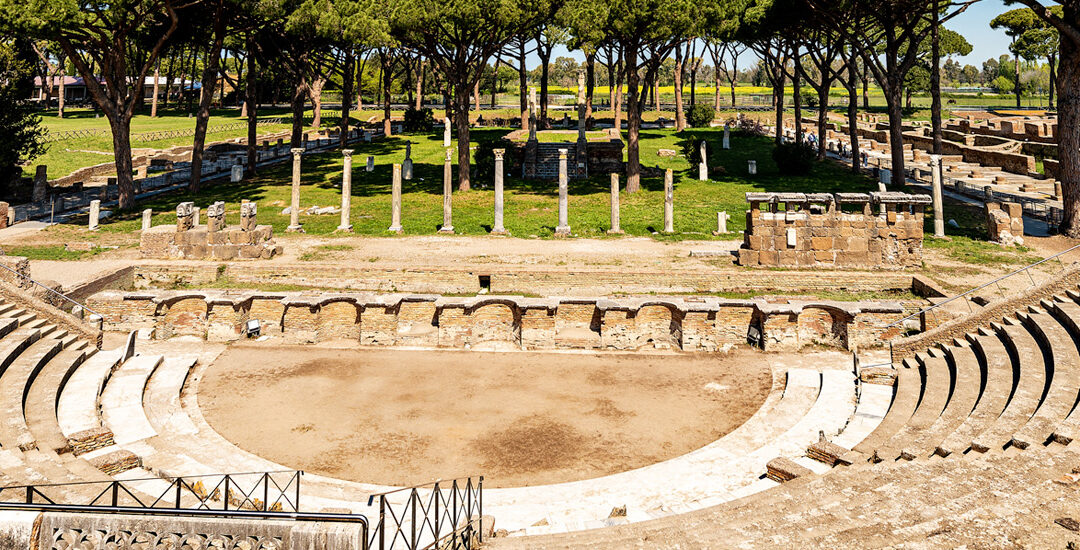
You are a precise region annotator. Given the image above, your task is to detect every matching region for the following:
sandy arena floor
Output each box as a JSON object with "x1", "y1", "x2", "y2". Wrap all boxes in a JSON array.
[{"x1": 197, "y1": 345, "x2": 772, "y2": 488}]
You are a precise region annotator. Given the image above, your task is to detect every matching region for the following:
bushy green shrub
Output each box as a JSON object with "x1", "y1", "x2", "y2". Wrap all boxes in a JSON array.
[
  {"x1": 771, "y1": 142, "x2": 817, "y2": 176},
  {"x1": 472, "y1": 140, "x2": 511, "y2": 185},
  {"x1": 686, "y1": 104, "x2": 715, "y2": 128},
  {"x1": 403, "y1": 107, "x2": 435, "y2": 133},
  {"x1": 681, "y1": 136, "x2": 706, "y2": 164}
]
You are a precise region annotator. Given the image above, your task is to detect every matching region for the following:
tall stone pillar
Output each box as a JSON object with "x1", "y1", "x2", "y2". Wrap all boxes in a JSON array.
[
  {"x1": 33, "y1": 166, "x2": 47, "y2": 203},
  {"x1": 608, "y1": 173, "x2": 623, "y2": 234},
  {"x1": 440, "y1": 149, "x2": 454, "y2": 233},
  {"x1": 555, "y1": 149, "x2": 570, "y2": 236},
  {"x1": 698, "y1": 141, "x2": 708, "y2": 181},
  {"x1": 930, "y1": 154, "x2": 945, "y2": 237},
  {"x1": 388, "y1": 164, "x2": 403, "y2": 233},
  {"x1": 287, "y1": 148, "x2": 305, "y2": 232},
  {"x1": 492, "y1": 149, "x2": 508, "y2": 235},
  {"x1": 88, "y1": 200, "x2": 100, "y2": 231},
  {"x1": 338, "y1": 149, "x2": 354, "y2": 231},
  {"x1": 663, "y1": 168, "x2": 674, "y2": 233}
]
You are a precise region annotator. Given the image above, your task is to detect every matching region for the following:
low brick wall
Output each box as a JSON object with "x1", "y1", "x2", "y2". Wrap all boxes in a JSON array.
[
  {"x1": 904, "y1": 132, "x2": 1037, "y2": 176},
  {"x1": 87, "y1": 290, "x2": 906, "y2": 352}
]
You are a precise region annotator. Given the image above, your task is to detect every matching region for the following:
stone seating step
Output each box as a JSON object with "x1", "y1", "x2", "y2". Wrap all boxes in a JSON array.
[
  {"x1": 24, "y1": 347, "x2": 92, "y2": 453},
  {"x1": 0, "y1": 328, "x2": 42, "y2": 376},
  {"x1": 1011, "y1": 307, "x2": 1080, "y2": 449},
  {"x1": 830, "y1": 382, "x2": 892, "y2": 450},
  {"x1": 847, "y1": 364, "x2": 919, "y2": 461},
  {"x1": 56, "y1": 348, "x2": 125, "y2": 438},
  {"x1": 100, "y1": 355, "x2": 164, "y2": 445},
  {"x1": 1048, "y1": 295, "x2": 1080, "y2": 443},
  {"x1": 900, "y1": 340, "x2": 980, "y2": 459},
  {"x1": 143, "y1": 355, "x2": 199, "y2": 437},
  {"x1": 971, "y1": 320, "x2": 1044, "y2": 453},
  {"x1": 0, "y1": 338, "x2": 63, "y2": 451},
  {"x1": 873, "y1": 350, "x2": 952, "y2": 461},
  {"x1": 936, "y1": 329, "x2": 1013, "y2": 456}
]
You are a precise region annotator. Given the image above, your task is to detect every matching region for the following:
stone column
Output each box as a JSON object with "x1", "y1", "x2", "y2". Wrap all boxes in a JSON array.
[
  {"x1": 577, "y1": 104, "x2": 587, "y2": 142},
  {"x1": 207, "y1": 201, "x2": 225, "y2": 232},
  {"x1": 338, "y1": 150, "x2": 354, "y2": 231},
  {"x1": 577, "y1": 69, "x2": 586, "y2": 104},
  {"x1": 608, "y1": 173, "x2": 622, "y2": 234},
  {"x1": 33, "y1": 166, "x2": 47, "y2": 203},
  {"x1": 555, "y1": 149, "x2": 571, "y2": 236},
  {"x1": 723, "y1": 123, "x2": 731, "y2": 150},
  {"x1": 402, "y1": 141, "x2": 414, "y2": 180},
  {"x1": 193, "y1": 207, "x2": 200, "y2": 226},
  {"x1": 440, "y1": 149, "x2": 454, "y2": 233},
  {"x1": 930, "y1": 154, "x2": 945, "y2": 237},
  {"x1": 444, "y1": 118, "x2": 452, "y2": 148},
  {"x1": 663, "y1": 168, "x2": 674, "y2": 233},
  {"x1": 88, "y1": 199, "x2": 100, "y2": 231},
  {"x1": 388, "y1": 164, "x2": 403, "y2": 233},
  {"x1": 713, "y1": 211, "x2": 729, "y2": 235},
  {"x1": 287, "y1": 148, "x2": 304, "y2": 232},
  {"x1": 366, "y1": 156, "x2": 374, "y2": 172},
  {"x1": 492, "y1": 149, "x2": 508, "y2": 235},
  {"x1": 0, "y1": 202, "x2": 9, "y2": 229},
  {"x1": 142, "y1": 209, "x2": 152, "y2": 231},
  {"x1": 698, "y1": 141, "x2": 708, "y2": 181}
]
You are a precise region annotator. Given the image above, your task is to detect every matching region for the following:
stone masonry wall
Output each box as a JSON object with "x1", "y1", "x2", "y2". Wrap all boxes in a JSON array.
[{"x1": 86, "y1": 290, "x2": 906, "y2": 352}]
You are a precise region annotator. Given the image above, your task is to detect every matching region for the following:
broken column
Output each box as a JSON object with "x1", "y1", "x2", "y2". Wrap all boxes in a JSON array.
[
  {"x1": 664, "y1": 168, "x2": 674, "y2": 233},
  {"x1": 206, "y1": 201, "x2": 225, "y2": 232},
  {"x1": 141, "y1": 209, "x2": 152, "y2": 231},
  {"x1": 443, "y1": 117, "x2": 452, "y2": 148},
  {"x1": 929, "y1": 154, "x2": 944, "y2": 238},
  {"x1": 986, "y1": 202, "x2": 1025, "y2": 246},
  {"x1": 366, "y1": 156, "x2": 374, "y2": 172},
  {"x1": 240, "y1": 201, "x2": 258, "y2": 231},
  {"x1": 492, "y1": 149, "x2": 507, "y2": 235},
  {"x1": 287, "y1": 148, "x2": 304, "y2": 232},
  {"x1": 713, "y1": 211, "x2": 729, "y2": 236},
  {"x1": 338, "y1": 149, "x2": 353, "y2": 231},
  {"x1": 33, "y1": 166, "x2": 47, "y2": 203},
  {"x1": 176, "y1": 202, "x2": 195, "y2": 232},
  {"x1": 88, "y1": 200, "x2": 100, "y2": 231},
  {"x1": 608, "y1": 173, "x2": 622, "y2": 234},
  {"x1": 440, "y1": 149, "x2": 454, "y2": 234},
  {"x1": 230, "y1": 163, "x2": 243, "y2": 183},
  {"x1": 402, "y1": 141, "x2": 414, "y2": 180},
  {"x1": 723, "y1": 123, "x2": 731, "y2": 150},
  {"x1": 555, "y1": 149, "x2": 571, "y2": 237},
  {"x1": 388, "y1": 164, "x2": 403, "y2": 233},
  {"x1": 698, "y1": 141, "x2": 708, "y2": 181}
]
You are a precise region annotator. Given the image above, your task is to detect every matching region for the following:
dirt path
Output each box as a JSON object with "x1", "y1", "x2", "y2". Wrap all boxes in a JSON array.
[{"x1": 197, "y1": 346, "x2": 772, "y2": 488}]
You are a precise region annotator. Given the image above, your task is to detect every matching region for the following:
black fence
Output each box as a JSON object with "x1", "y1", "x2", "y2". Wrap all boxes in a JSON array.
[{"x1": 368, "y1": 476, "x2": 484, "y2": 550}]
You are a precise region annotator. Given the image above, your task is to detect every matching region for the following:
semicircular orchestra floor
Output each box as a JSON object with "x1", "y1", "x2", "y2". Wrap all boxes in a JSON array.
[{"x1": 197, "y1": 345, "x2": 772, "y2": 488}]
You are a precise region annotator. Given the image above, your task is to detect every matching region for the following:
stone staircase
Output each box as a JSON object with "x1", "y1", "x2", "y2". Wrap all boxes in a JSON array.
[{"x1": 524, "y1": 142, "x2": 584, "y2": 180}]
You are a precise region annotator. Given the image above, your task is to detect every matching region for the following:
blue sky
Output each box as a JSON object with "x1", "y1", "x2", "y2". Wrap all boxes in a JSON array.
[{"x1": 531, "y1": 0, "x2": 1017, "y2": 69}]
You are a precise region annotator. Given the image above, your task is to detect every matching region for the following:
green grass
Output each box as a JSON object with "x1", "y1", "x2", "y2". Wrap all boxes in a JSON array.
[
  {"x1": 3, "y1": 244, "x2": 106, "y2": 261},
  {"x1": 68, "y1": 127, "x2": 879, "y2": 240}
]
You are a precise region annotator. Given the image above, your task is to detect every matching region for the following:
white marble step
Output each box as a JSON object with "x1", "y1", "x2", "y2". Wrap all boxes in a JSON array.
[
  {"x1": 100, "y1": 355, "x2": 163, "y2": 445},
  {"x1": 832, "y1": 382, "x2": 893, "y2": 450},
  {"x1": 56, "y1": 349, "x2": 123, "y2": 437}
]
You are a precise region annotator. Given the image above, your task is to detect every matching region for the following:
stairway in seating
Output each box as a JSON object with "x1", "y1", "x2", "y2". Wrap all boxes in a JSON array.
[{"x1": 532, "y1": 143, "x2": 580, "y2": 180}]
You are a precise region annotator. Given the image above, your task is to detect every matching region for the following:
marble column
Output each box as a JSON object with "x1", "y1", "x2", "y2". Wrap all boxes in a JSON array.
[
  {"x1": 577, "y1": 69, "x2": 586, "y2": 104},
  {"x1": 444, "y1": 118, "x2": 452, "y2": 148},
  {"x1": 713, "y1": 211, "x2": 729, "y2": 236},
  {"x1": 492, "y1": 149, "x2": 508, "y2": 235},
  {"x1": 608, "y1": 173, "x2": 623, "y2": 234},
  {"x1": 388, "y1": 164, "x2": 403, "y2": 233},
  {"x1": 440, "y1": 149, "x2": 454, "y2": 233},
  {"x1": 338, "y1": 149, "x2": 354, "y2": 231},
  {"x1": 287, "y1": 148, "x2": 305, "y2": 232},
  {"x1": 88, "y1": 200, "x2": 100, "y2": 231},
  {"x1": 555, "y1": 149, "x2": 570, "y2": 236},
  {"x1": 930, "y1": 154, "x2": 945, "y2": 237},
  {"x1": 663, "y1": 168, "x2": 674, "y2": 233},
  {"x1": 698, "y1": 141, "x2": 708, "y2": 181},
  {"x1": 142, "y1": 209, "x2": 152, "y2": 231}
]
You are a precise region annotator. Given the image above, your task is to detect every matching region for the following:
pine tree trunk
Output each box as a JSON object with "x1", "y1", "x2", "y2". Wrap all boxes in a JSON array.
[
  {"x1": 540, "y1": 52, "x2": 550, "y2": 128},
  {"x1": 310, "y1": 77, "x2": 325, "y2": 129},
  {"x1": 1049, "y1": 53, "x2": 1057, "y2": 109},
  {"x1": 585, "y1": 52, "x2": 595, "y2": 119},
  {"x1": 847, "y1": 63, "x2": 860, "y2": 174},
  {"x1": 151, "y1": 64, "x2": 160, "y2": 118},
  {"x1": 246, "y1": 35, "x2": 258, "y2": 176},
  {"x1": 673, "y1": 44, "x2": 685, "y2": 131},
  {"x1": 518, "y1": 43, "x2": 528, "y2": 131},
  {"x1": 189, "y1": 8, "x2": 225, "y2": 194},
  {"x1": 454, "y1": 83, "x2": 472, "y2": 191},
  {"x1": 57, "y1": 64, "x2": 65, "y2": 118},
  {"x1": 1057, "y1": 35, "x2": 1080, "y2": 236},
  {"x1": 341, "y1": 51, "x2": 354, "y2": 150},
  {"x1": 613, "y1": 49, "x2": 624, "y2": 131},
  {"x1": 291, "y1": 81, "x2": 306, "y2": 147},
  {"x1": 108, "y1": 114, "x2": 136, "y2": 210},
  {"x1": 625, "y1": 45, "x2": 641, "y2": 193},
  {"x1": 383, "y1": 60, "x2": 392, "y2": 137},
  {"x1": 886, "y1": 79, "x2": 907, "y2": 187},
  {"x1": 931, "y1": 0, "x2": 943, "y2": 154}
]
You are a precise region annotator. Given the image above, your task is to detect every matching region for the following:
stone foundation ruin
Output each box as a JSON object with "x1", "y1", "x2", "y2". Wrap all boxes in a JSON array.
[
  {"x1": 738, "y1": 191, "x2": 931, "y2": 269},
  {"x1": 139, "y1": 201, "x2": 281, "y2": 260}
]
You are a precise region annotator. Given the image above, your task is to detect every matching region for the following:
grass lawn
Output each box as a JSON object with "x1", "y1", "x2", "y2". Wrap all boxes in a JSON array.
[{"x1": 69, "y1": 127, "x2": 879, "y2": 240}]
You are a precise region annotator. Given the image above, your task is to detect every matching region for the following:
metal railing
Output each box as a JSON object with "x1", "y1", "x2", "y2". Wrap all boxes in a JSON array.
[
  {"x1": 367, "y1": 476, "x2": 484, "y2": 550},
  {"x1": 886, "y1": 242, "x2": 1080, "y2": 331},
  {"x1": 0, "y1": 261, "x2": 102, "y2": 319}
]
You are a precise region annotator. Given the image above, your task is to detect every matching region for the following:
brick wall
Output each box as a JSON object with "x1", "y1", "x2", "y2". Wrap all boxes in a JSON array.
[{"x1": 89, "y1": 290, "x2": 906, "y2": 353}]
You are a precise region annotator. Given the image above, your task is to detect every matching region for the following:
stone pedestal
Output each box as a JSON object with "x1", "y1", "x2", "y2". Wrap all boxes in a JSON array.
[
  {"x1": 723, "y1": 124, "x2": 731, "y2": 150},
  {"x1": 492, "y1": 149, "x2": 508, "y2": 235},
  {"x1": 193, "y1": 207, "x2": 200, "y2": 226},
  {"x1": 206, "y1": 201, "x2": 225, "y2": 232},
  {"x1": 88, "y1": 200, "x2": 100, "y2": 231},
  {"x1": 713, "y1": 211, "x2": 729, "y2": 235},
  {"x1": 698, "y1": 141, "x2": 708, "y2": 181},
  {"x1": 663, "y1": 169, "x2": 674, "y2": 233},
  {"x1": 176, "y1": 202, "x2": 195, "y2": 232},
  {"x1": 443, "y1": 118, "x2": 452, "y2": 148},
  {"x1": 555, "y1": 149, "x2": 571, "y2": 236},
  {"x1": 608, "y1": 173, "x2": 623, "y2": 234},
  {"x1": 929, "y1": 154, "x2": 944, "y2": 237},
  {"x1": 388, "y1": 164, "x2": 403, "y2": 233},
  {"x1": 230, "y1": 164, "x2": 243, "y2": 183},
  {"x1": 287, "y1": 148, "x2": 305, "y2": 232},
  {"x1": 440, "y1": 149, "x2": 454, "y2": 234},
  {"x1": 402, "y1": 142, "x2": 414, "y2": 180},
  {"x1": 338, "y1": 150, "x2": 354, "y2": 231},
  {"x1": 240, "y1": 202, "x2": 258, "y2": 231},
  {"x1": 33, "y1": 165, "x2": 47, "y2": 203},
  {"x1": 142, "y1": 209, "x2": 152, "y2": 231}
]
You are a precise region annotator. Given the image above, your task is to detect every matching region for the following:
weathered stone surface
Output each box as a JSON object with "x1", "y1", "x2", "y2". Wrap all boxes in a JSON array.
[{"x1": 985, "y1": 201, "x2": 1024, "y2": 246}]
